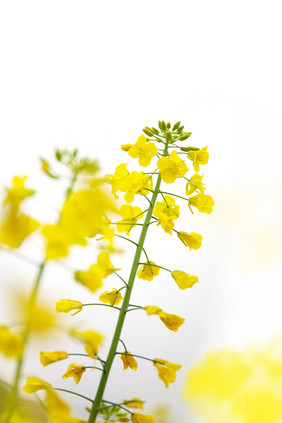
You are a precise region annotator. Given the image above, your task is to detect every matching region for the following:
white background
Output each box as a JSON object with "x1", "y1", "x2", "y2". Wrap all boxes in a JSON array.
[{"x1": 1, "y1": 1, "x2": 282, "y2": 422}]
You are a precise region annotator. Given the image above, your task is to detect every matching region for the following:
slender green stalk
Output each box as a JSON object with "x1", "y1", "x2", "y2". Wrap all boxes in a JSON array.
[{"x1": 87, "y1": 139, "x2": 169, "y2": 423}]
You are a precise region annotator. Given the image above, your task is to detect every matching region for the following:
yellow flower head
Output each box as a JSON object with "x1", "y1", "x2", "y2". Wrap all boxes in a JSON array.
[
  {"x1": 171, "y1": 271, "x2": 199, "y2": 290},
  {"x1": 124, "y1": 398, "x2": 144, "y2": 410},
  {"x1": 120, "y1": 352, "x2": 138, "y2": 371},
  {"x1": 188, "y1": 193, "x2": 215, "y2": 214},
  {"x1": 0, "y1": 213, "x2": 39, "y2": 249},
  {"x1": 105, "y1": 163, "x2": 129, "y2": 199},
  {"x1": 131, "y1": 412, "x2": 156, "y2": 423},
  {"x1": 55, "y1": 299, "x2": 83, "y2": 315},
  {"x1": 70, "y1": 329, "x2": 103, "y2": 358},
  {"x1": 158, "y1": 311, "x2": 185, "y2": 332},
  {"x1": 74, "y1": 265, "x2": 104, "y2": 293},
  {"x1": 157, "y1": 150, "x2": 188, "y2": 183},
  {"x1": 123, "y1": 171, "x2": 152, "y2": 203},
  {"x1": 153, "y1": 359, "x2": 182, "y2": 388},
  {"x1": 116, "y1": 204, "x2": 143, "y2": 236},
  {"x1": 42, "y1": 223, "x2": 83, "y2": 260},
  {"x1": 186, "y1": 174, "x2": 205, "y2": 195},
  {"x1": 3, "y1": 176, "x2": 35, "y2": 213},
  {"x1": 177, "y1": 231, "x2": 202, "y2": 250},
  {"x1": 45, "y1": 390, "x2": 83, "y2": 422},
  {"x1": 0, "y1": 326, "x2": 23, "y2": 359},
  {"x1": 99, "y1": 288, "x2": 123, "y2": 306},
  {"x1": 137, "y1": 261, "x2": 160, "y2": 281},
  {"x1": 143, "y1": 306, "x2": 162, "y2": 315},
  {"x1": 97, "y1": 251, "x2": 120, "y2": 277},
  {"x1": 128, "y1": 135, "x2": 158, "y2": 167},
  {"x1": 62, "y1": 363, "x2": 86, "y2": 384},
  {"x1": 188, "y1": 146, "x2": 209, "y2": 172},
  {"x1": 23, "y1": 377, "x2": 52, "y2": 394},
  {"x1": 40, "y1": 351, "x2": 69, "y2": 367},
  {"x1": 153, "y1": 195, "x2": 180, "y2": 235}
]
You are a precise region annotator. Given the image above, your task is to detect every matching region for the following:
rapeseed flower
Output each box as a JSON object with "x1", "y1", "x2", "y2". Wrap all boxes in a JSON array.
[
  {"x1": 62, "y1": 363, "x2": 86, "y2": 384},
  {"x1": 105, "y1": 163, "x2": 129, "y2": 199},
  {"x1": 188, "y1": 193, "x2": 214, "y2": 214},
  {"x1": 124, "y1": 398, "x2": 144, "y2": 410},
  {"x1": 97, "y1": 251, "x2": 120, "y2": 276},
  {"x1": 0, "y1": 326, "x2": 23, "y2": 358},
  {"x1": 187, "y1": 146, "x2": 209, "y2": 172},
  {"x1": 123, "y1": 171, "x2": 152, "y2": 203},
  {"x1": 45, "y1": 390, "x2": 82, "y2": 423},
  {"x1": 158, "y1": 311, "x2": 185, "y2": 332},
  {"x1": 171, "y1": 270, "x2": 199, "y2": 289},
  {"x1": 186, "y1": 174, "x2": 205, "y2": 195},
  {"x1": 131, "y1": 412, "x2": 156, "y2": 423},
  {"x1": 74, "y1": 265, "x2": 104, "y2": 293},
  {"x1": 70, "y1": 329, "x2": 103, "y2": 357},
  {"x1": 157, "y1": 150, "x2": 188, "y2": 183},
  {"x1": 137, "y1": 261, "x2": 160, "y2": 281},
  {"x1": 99, "y1": 288, "x2": 123, "y2": 306},
  {"x1": 55, "y1": 299, "x2": 83, "y2": 315},
  {"x1": 23, "y1": 377, "x2": 52, "y2": 394},
  {"x1": 153, "y1": 195, "x2": 179, "y2": 235},
  {"x1": 128, "y1": 135, "x2": 158, "y2": 167},
  {"x1": 0, "y1": 213, "x2": 39, "y2": 248},
  {"x1": 153, "y1": 359, "x2": 181, "y2": 388},
  {"x1": 116, "y1": 204, "x2": 143, "y2": 236},
  {"x1": 177, "y1": 231, "x2": 202, "y2": 250},
  {"x1": 40, "y1": 351, "x2": 68, "y2": 366},
  {"x1": 3, "y1": 176, "x2": 35, "y2": 213},
  {"x1": 120, "y1": 352, "x2": 138, "y2": 371}
]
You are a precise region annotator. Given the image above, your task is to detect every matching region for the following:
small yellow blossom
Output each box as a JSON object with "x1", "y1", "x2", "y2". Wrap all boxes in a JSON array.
[
  {"x1": 105, "y1": 163, "x2": 129, "y2": 199},
  {"x1": 137, "y1": 261, "x2": 160, "y2": 281},
  {"x1": 40, "y1": 351, "x2": 69, "y2": 367},
  {"x1": 120, "y1": 352, "x2": 138, "y2": 371},
  {"x1": 121, "y1": 144, "x2": 133, "y2": 151},
  {"x1": 153, "y1": 195, "x2": 180, "y2": 235},
  {"x1": 153, "y1": 359, "x2": 182, "y2": 388},
  {"x1": 62, "y1": 363, "x2": 86, "y2": 384},
  {"x1": 188, "y1": 193, "x2": 214, "y2": 214},
  {"x1": 99, "y1": 288, "x2": 123, "y2": 306},
  {"x1": 188, "y1": 146, "x2": 209, "y2": 172},
  {"x1": 186, "y1": 174, "x2": 205, "y2": 195},
  {"x1": 3, "y1": 176, "x2": 35, "y2": 212},
  {"x1": 124, "y1": 398, "x2": 144, "y2": 410},
  {"x1": 97, "y1": 251, "x2": 120, "y2": 276},
  {"x1": 171, "y1": 271, "x2": 199, "y2": 289},
  {"x1": 0, "y1": 213, "x2": 40, "y2": 248},
  {"x1": 23, "y1": 377, "x2": 52, "y2": 394},
  {"x1": 55, "y1": 299, "x2": 83, "y2": 315},
  {"x1": 158, "y1": 311, "x2": 185, "y2": 332},
  {"x1": 70, "y1": 329, "x2": 103, "y2": 357},
  {"x1": 131, "y1": 412, "x2": 156, "y2": 423},
  {"x1": 128, "y1": 135, "x2": 158, "y2": 167},
  {"x1": 157, "y1": 150, "x2": 188, "y2": 183},
  {"x1": 177, "y1": 231, "x2": 202, "y2": 250},
  {"x1": 42, "y1": 223, "x2": 85, "y2": 260},
  {"x1": 143, "y1": 306, "x2": 162, "y2": 315},
  {"x1": 0, "y1": 326, "x2": 23, "y2": 358},
  {"x1": 74, "y1": 265, "x2": 104, "y2": 293},
  {"x1": 123, "y1": 171, "x2": 152, "y2": 203},
  {"x1": 116, "y1": 204, "x2": 143, "y2": 236},
  {"x1": 45, "y1": 390, "x2": 82, "y2": 423}
]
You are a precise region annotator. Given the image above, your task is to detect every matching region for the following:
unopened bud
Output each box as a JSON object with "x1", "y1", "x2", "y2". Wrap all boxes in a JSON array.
[
  {"x1": 151, "y1": 127, "x2": 159, "y2": 135},
  {"x1": 166, "y1": 122, "x2": 171, "y2": 129},
  {"x1": 179, "y1": 132, "x2": 192, "y2": 141},
  {"x1": 172, "y1": 121, "x2": 181, "y2": 131},
  {"x1": 165, "y1": 129, "x2": 172, "y2": 141},
  {"x1": 177, "y1": 126, "x2": 184, "y2": 133},
  {"x1": 143, "y1": 128, "x2": 154, "y2": 137}
]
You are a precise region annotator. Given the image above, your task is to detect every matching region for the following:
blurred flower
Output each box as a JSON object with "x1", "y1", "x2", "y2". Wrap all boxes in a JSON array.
[
  {"x1": 55, "y1": 299, "x2": 83, "y2": 315},
  {"x1": 45, "y1": 390, "x2": 82, "y2": 423},
  {"x1": 0, "y1": 326, "x2": 24, "y2": 358},
  {"x1": 0, "y1": 213, "x2": 39, "y2": 249},
  {"x1": 23, "y1": 377, "x2": 51, "y2": 394},
  {"x1": 40, "y1": 351, "x2": 68, "y2": 367},
  {"x1": 3, "y1": 176, "x2": 35, "y2": 213},
  {"x1": 70, "y1": 329, "x2": 103, "y2": 358},
  {"x1": 131, "y1": 412, "x2": 156, "y2": 423},
  {"x1": 124, "y1": 398, "x2": 144, "y2": 410}
]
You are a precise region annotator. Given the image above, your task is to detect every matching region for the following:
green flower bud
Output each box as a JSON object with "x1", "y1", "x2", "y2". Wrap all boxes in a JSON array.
[
  {"x1": 55, "y1": 150, "x2": 62, "y2": 161},
  {"x1": 166, "y1": 122, "x2": 171, "y2": 129},
  {"x1": 172, "y1": 121, "x2": 181, "y2": 131},
  {"x1": 165, "y1": 129, "x2": 172, "y2": 141},
  {"x1": 143, "y1": 128, "x2": 154, "y2": 137},
  {"x1": 179, "y1": 132, "x2": 192, "y2": 141},
  {"x1": 177, "y1": 125, "x2": 184, "y2": 133},
  {"x1": 151, "y1": 127, "x2": 159, "y2": 134}
]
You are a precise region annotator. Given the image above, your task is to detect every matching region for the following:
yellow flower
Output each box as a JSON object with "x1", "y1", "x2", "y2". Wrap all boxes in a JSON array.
[
  {"x1": 186, "y1": 174, "x2": 205, "y2": 195},
  {"x1": 0, "y1": 213, "x2": 39, "y2": 248},
  {"x1": 74, "y1": 265, "x2": 104, "y2": 293},
  {"x1": 0, "y1": 326, "x2": 23, "y2": 358},
  {"x1": 55, "y1": 299, "x2": 83, "y2": 315},
  {"x1": 128, "y1": 135, "x2": 158, "y2": 167},
  {"x1": 97, "y1": 251, "x2": 120, "y2": 276},
  {"x1": 62, "y1": 363, "x2": 86, "y2": 384},
  {"x1": 143, "y1": 306, "x2": 162, "y2": 315},
  {"x1": 131, "y1": 412, "x2": 156, "y2": 423},
  {"x1": 120, "y1": 352, "x2": 138, "y2": 371},
  {"x1": 177, "y1": 231, "x2": 202, "y2": 250},
  {"x1": 153, "y1": 359, "x2": 181, "y2": 388},
  {"x1": 188, "y1": 193, "x2": 214, "y2": 214},
  {"x1": 3, "y1": 176, "x2": 35, "y2": 212},
  {"x1": 137, "y1": 261, "x2": 160, "y2": 281},
  {"x1": 171, "y1": 271, "x2": 199, "y2": 289},
  {"x1": 40, "y1": 351, "x2": 69, "y2": 366},
  {"x1": 187, "y1": 146, "x2": 209, "y2": 172},
  {"x1": 123, "y1": 171, "x2": 152, "y2": 203},
  {"x1": 116, "y1": 204, "x2": 143, "y2": 236},
  {"x1": 153, "y1": 195, "x2": 180, "y2": 235},
  {"x1": 42, "y1": 223, "x2": 84, "y2": 260},
  {"x1": 157, "y1": 150, "x2": 188, "y2": 183},
  {"x1": 45, "y1": 391, "x2": 82, "y2": 423},
  {"x1": 23, "y1": 377, "x2": 52, "y2": 394},
  {"x1": 158, "y1": 311, "x2": 185, "y2": 332},
  {"x1": 99, "y1": 289, "x2": 123, "y2": 306},
  {"x1": 121, "y1": 144, "x2": 133, "y2": 151},
  {"x1": 105, "y1": 163, "x2": 129, "y2": 199},
  {"x1": 124, "y1": 398, "x2": 144, "y2": 410},
  {"x1": 70, "y1": 329, "x2": 103, "y2": 357}
]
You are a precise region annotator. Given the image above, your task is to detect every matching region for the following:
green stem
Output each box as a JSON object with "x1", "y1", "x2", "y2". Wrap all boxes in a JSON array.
[{"x1": 87, "y1": 139, "x2": 169, "y2": 423}]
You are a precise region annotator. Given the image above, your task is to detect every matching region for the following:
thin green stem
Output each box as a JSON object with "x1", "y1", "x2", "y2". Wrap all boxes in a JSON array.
[
  {"x1": 114, "y1": 271, "x2": 128, "y2": 287},
  {"x1": 116, "y1": 352, "x2": 165, "y2": 365},
  {"x1": 119, "y1": 339, "x2": 127, "y2": 352},
  {"x1": 138, "y1": 262, "x2": 172, "y2": 273},
  {"x1": 160, "y1": 191, "x2": 189, "y2": 202},
  {"x1": 52, "y1": 387, "x2": 93, "y2": 403},
  {"x1": 82, "y1": 303, "x2": 121, "y2": 311},
  {"x1": 87, "y1": 138, "x2": 169, "y2": 423}
]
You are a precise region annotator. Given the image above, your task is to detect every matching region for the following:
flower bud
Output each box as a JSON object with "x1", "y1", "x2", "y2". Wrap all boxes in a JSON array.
[
  {"x1": 143, "y1": 128, "x2": 154, "y2": 137},
  {"x1": 151, "y1": 127, "x2": 159, "y2": 134},
  {"x1": 179, "y1": 132, "x2": 192, "y2": 141},
  {"x1": 166, "y1": 122, "x2": 171, "y2": 129},
  {"x1": 172, "y1": 121, "x2": 181, "y2": 131},
  {"x1": 176, "y1": 125, "x2": 184, "y2": 133}
]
